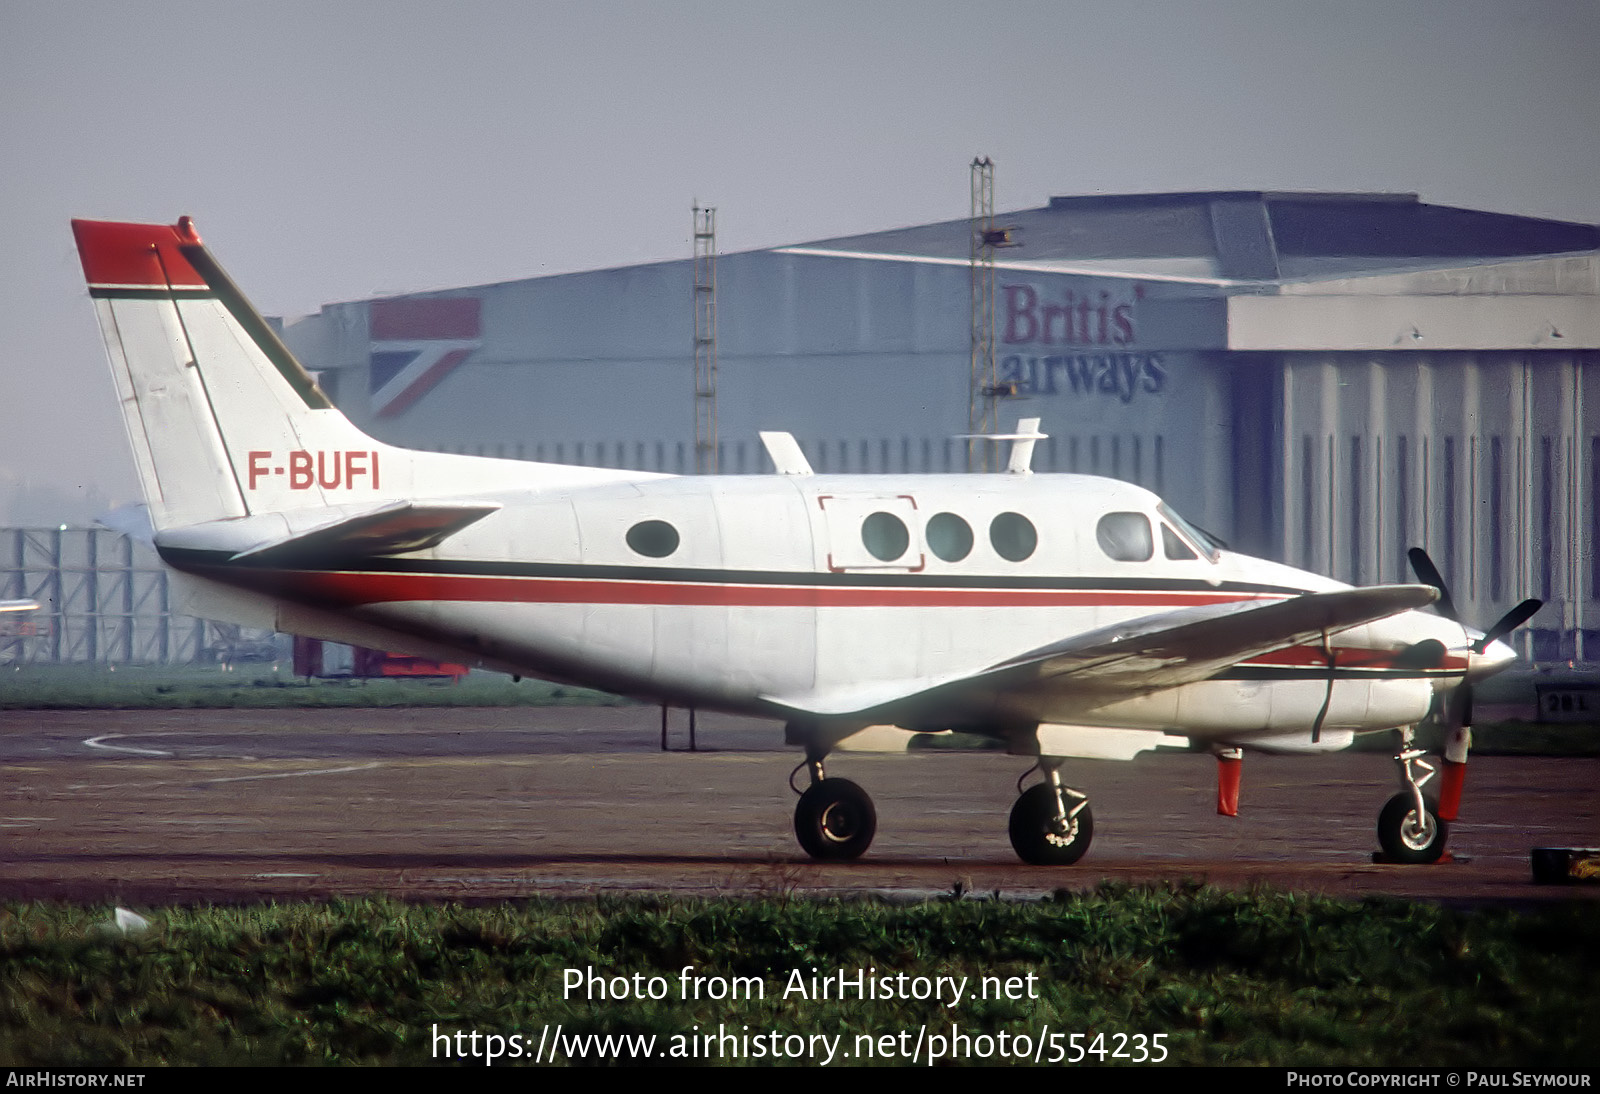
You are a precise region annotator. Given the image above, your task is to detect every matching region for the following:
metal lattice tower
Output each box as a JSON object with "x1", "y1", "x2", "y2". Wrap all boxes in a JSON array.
[
  {"x1": 0, "y1": 527, "x2": 215, "y2": 664},
  {"x1": 968, "y1": 157, "x2": 997, "y2": 472},
  {"x1": 693, "y1": 205, "x2": 719, "y2": 474}
]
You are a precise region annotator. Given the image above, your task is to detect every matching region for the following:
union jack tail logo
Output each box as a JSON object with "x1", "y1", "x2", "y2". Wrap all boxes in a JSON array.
[{"x1": 368, "y1": 297, "x2": 481, "y2": 419}]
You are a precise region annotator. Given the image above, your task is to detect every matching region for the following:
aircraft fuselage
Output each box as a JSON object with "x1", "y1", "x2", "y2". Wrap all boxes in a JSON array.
[{"x1": 161, "y1": 469, "x2": 1484, "y2": 746}]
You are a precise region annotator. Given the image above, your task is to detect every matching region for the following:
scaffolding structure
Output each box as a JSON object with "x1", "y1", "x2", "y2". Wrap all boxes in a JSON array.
[
  {"x1": 693, "y1": 205, "x2": 719, "y2": 474},
  {"x1": 969, "y1": 157, "x2": 997, "y2": 471},
  {"x1": 0, "y1": 527, "x2": 272, "y2": 664}
]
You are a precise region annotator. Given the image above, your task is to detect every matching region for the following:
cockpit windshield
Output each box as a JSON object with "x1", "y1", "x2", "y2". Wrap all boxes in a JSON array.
[{"x1": 1157, "y1": 502, "x2": 1223, "y2": 563}]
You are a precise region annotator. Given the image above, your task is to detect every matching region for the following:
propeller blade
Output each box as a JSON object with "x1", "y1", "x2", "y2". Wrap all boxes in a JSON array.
[
  {"x1": 1407, "y1": 548, "x2": 1459, "y2": 622},
  {"x1": 1407, "y1": 571, "x2": 1539, "y2": 826},
  {"x1": 1472, "y1": 599, "x2": 1543, "y2": 654}
]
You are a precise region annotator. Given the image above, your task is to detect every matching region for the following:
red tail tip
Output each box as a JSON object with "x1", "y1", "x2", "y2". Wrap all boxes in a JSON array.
[{"x1": 71, "y1": 218, "x2": 208, "y2": 290}]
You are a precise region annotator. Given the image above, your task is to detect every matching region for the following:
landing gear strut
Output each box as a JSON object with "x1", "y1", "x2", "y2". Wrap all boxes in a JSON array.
[
  {"x1": 1377, "y1": 725, "x2": 1448, "y2": 864},
  {"x1": 790, "y1": 740, "x2": 876, "y2": 860},
  {"x1": 1009, "y1": 759, "x2": 1094, "y2": 866}
]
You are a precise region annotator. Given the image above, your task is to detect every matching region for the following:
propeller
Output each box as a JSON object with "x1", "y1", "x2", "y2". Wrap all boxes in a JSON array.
[
  {"x1": 1402, "y1": 547, "x2": 1543, "y2": 820},
  {"x1": 1406, "y1": 547, "x2": 1542, "y2": 654},
  {"x1": 1405, "y1": 548, "x2": 1459, "y2": 625},
  {"x1": 1471, "y1": 597, "x2": 1543, "y2": 654}
]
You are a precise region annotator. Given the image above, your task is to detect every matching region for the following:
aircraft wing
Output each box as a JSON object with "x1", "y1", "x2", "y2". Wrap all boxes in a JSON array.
[
  {"x1": 985, "y1": 583, "x2": 1438, "y2": 689},
  {"x1": 765, "y1": 584, "x2": 1439, "y2": 720}
]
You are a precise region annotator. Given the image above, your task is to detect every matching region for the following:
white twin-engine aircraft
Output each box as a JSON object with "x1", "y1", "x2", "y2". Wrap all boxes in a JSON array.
[{"x1": 73, "y1": 217, "x2": 1542, "y2": 867}]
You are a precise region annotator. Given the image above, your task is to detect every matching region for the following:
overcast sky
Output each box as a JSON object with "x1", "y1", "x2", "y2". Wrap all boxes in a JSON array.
[{"x1": 3, "y1": 0, "x2": 1597, "y2": 525}]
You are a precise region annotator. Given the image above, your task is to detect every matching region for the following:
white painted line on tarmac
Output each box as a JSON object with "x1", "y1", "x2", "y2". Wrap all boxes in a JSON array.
[
  {"x1": 68, "y1": 762, "x2": 382, "y2": 792},
  {"x1": 200, "y1": 763, "x2": 381, "y2": 785},
  {"x1": 84, "y1": 734, "x2": 174, "y2": 757}
]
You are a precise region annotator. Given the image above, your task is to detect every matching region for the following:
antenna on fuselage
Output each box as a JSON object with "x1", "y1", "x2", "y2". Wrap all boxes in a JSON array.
[
  {"x1": 953, "y1": 417, "x2": 1047, "y2": 474},
  {"x1": 759, "y1": 431, "x2": 814, "y2": 475}
]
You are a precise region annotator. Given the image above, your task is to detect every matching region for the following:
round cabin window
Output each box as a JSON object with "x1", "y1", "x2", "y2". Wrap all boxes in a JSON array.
[
  {"x1": 626, "y1": 519, "x2": 680, "y2": 558},
  {"x1": 860, "y1": 511, "x2": 910, "y2": 562},
  {"x1": 925, "y1": 512, "x2": 974, "y2": 562},
  {"x1": 989, "y1": 512, "x2": 1037, "y2": 562}
]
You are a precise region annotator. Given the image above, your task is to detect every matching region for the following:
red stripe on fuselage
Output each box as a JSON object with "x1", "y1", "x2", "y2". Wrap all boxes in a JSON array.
[{"x1": 211, "y1": 567, "x2": 1283, "y2": 610}]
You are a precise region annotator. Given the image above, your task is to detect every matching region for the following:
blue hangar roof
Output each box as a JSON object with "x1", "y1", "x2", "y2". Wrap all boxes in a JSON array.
[{"x1": 785, "y1": 191, "x2": 1600, "y2": 284}]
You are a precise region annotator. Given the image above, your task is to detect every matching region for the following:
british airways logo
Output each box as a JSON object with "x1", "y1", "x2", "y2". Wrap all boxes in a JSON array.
[
  {"x1": 999, "y1": 353, "x2": 1166, "y2": 404},
  {"x1": 368, "y1": 297, "x2": 481, "y2": 420},
  {"x1": 1001, "y1": 283, "x2": 1139, "y2": 347},
  {"x1": 998, "y1": 282, "x2": 1164, "y2": 404}
]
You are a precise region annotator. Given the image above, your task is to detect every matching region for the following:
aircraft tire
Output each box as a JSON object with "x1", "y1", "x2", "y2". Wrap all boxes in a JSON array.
[
  {"x1": 1377, "y1": 792, "x2": 1448, "y2": 864},
  {"x1": 794, "y1": 778, "x2": 876, "y2": 860},
  {"x1": 1009, "y1": 783, "x2": 1094, "y2": 866}
]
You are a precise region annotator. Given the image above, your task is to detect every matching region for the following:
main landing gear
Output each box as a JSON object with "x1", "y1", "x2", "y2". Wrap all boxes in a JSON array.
[
  {"x1": 786, "y1": 730, "x2": 1094, "y2": 865},
  {"x1": 1377, "y1": 725, "x2": 1449, "y2": 864},
  {"x1": 790, "y1": 742, "x2": 877, "y2": 860},
  {"x1": 1009, "y1": 760, "x2": 1094, "y2": 866}
]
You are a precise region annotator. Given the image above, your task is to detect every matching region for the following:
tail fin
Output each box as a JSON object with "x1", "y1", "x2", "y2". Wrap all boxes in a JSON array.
[{"x1": 73, "y1": 217, "x2": 646, "y2": 532}]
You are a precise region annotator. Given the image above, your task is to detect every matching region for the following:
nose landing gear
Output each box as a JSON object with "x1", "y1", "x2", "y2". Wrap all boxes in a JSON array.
[
  {"x1": 1377, "y1": 725, "x2": 1449, "y2": 864},
  {"x1": 1009, "y1": 759, "x2": 1094, "y2": 866}
]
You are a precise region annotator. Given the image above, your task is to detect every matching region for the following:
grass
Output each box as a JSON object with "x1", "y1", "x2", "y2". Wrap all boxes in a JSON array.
[{"x1": 1, "y1": 886, "x2": 1595, "y2": 1066}]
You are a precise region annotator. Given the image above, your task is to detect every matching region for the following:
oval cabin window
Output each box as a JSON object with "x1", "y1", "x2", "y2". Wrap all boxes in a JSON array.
[
  {"x1": 626, "y1": 519, "x2": 680, "y2": 558},
  {"x1": 989, "y1": 512, "x2": 1037, "y2": 562},
  {"x1": 926, "y1": 512, "x2": 974, "y2": 562},
  {"x1": 861, "y1": 511, "x2": 911, "y2": 562}
]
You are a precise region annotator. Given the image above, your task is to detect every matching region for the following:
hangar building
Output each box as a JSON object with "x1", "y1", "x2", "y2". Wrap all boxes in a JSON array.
[{"x1": 281, "y1": 191, "x2": 1600, "y2": 661}]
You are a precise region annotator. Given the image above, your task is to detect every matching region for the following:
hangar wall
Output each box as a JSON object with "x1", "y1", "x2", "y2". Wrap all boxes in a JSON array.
[
  {"x1": 289, "y1": 254, "x2": 1237, "y2": 532},
  {"x1": 1271, "y1": 351, "x2": 1597, "y2": 660},
  {"x1": 1214, "y1": 249, "x2": 1600, "y2": 659},
  {"x1": 280, "y1": 192, "x2": 1600, "y2": 661}
]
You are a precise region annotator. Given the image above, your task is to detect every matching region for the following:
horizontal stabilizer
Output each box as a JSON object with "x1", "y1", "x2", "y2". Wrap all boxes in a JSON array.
[
  {"x1": 95, "y1": 504, "x2": 156, "y2": 545},
  {"x1": 155, "y1": 501, "x2": 500, "y2": 564},
  {"x1": 229, "y1": 501, "x2": 501, "y2": 562}
]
